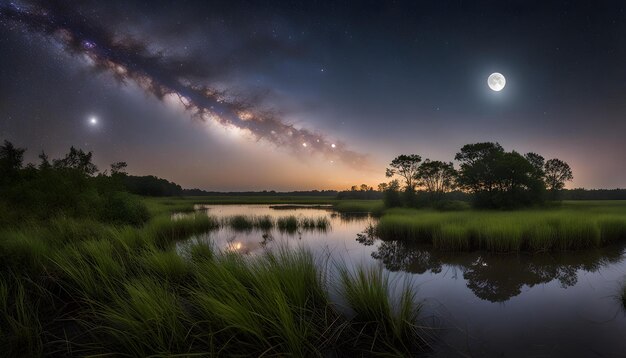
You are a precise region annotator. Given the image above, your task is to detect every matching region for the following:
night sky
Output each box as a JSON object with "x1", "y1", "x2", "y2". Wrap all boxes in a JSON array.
[{"x1": 1, "y1": 0, "x2": 625, "y2": 190}]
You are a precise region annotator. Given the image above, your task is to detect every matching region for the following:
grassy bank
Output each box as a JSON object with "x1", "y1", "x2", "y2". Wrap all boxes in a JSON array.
[
  {"x1": 0, "y1": 203, "x2": 426, "y2": 356},
  {"x1": 333, "y1": 200, "x2": 385, "y2": 215},
  {"x1": 376, "y1": 202, "x2": 626, "y2": 252}
]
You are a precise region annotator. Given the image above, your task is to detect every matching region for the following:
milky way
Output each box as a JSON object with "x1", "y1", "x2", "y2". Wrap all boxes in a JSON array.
[{"x1": 0, "y1": 1, "x2": 369, "y2": 168}]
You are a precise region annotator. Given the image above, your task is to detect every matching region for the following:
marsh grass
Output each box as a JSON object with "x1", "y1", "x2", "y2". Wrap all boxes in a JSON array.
[
  {"x1": 433, "y1": 224, "x2": 470, "y2": 251},
  {"x1": 300, "y1": 217, "x2": 317, "y2": 229},
  {"x1": 140, "y1": 248, "x2": 189, "y2": 282},
  {"x1": 144, "y1": 214, "x2": 219, "y2": 248},
  {"x1": 277, "y1": 215, "x2": 299, "y2": 233},
  {"x1": 91, "y1": 277, "x2": 188, "y2": 355},
  {"x1": 1, "y1": 208, "x2": 426, "y2": 356},
  {"x1": 187, "y1": 249, "x2": 335, "y2": 355},
  {"x1": 51, "y1": 242, "x2": 124, "y2": 300},
  {"x1": 226, "y1": 215, "x2": 255, "y2": 230},
  {"x1": 0, "y1": 231, "x2": 49, "y2": 274},
  {"x1": 316, "y1": 216, "x2": 330, "y2": 230},
  {"x1": 219, "y1": 214, "x2": 331, "y2": 233},
  {"x1": 0, "y1": 274, "x2": 44, "y2": 356},
  {"x1": 256, "y1": 215, "x2": 274, "y2": 230},
  {"x1": 337, "y1": 264, "x2": 427, "y2": 354},
  {"x1": 376, "y1": 205, "x2": 626, "y2": 252},
  {"x1": 334, "y1": 200, "x2": 385, "y2": 215}
]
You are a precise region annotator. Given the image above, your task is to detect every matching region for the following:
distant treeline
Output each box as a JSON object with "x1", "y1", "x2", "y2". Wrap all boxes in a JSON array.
[
  {"x1": 560, "y1": 189, "x2": 626, "y2": 200},
  {"x1": 182, "y1": 189, "x2": 339, "y2": 197},
  {"x1": 179, "y1": 188, "x2": 626, "y2": 202},
  {"x1": 124, "y1": 175, "x2": 183, "y2": 196}
]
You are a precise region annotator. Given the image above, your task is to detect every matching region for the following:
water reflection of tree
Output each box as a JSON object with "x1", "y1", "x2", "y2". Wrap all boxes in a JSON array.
[
  {"x1": 368, "y1": 239, "x2": 624, "y2": 302},
  {"x1": 372, "y1": 241, "x2": 443, "y2": 274}
]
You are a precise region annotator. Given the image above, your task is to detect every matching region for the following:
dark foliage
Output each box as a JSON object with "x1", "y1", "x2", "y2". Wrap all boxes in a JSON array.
[
  {"x1": 336, "y1": 184, "x2": 382, "y2": 200},
  {"x1": 0, "y1": 141, "x2": 149, "y2": 227},
  {"x1": 454, "y1": 143, "x2": 551, "y2": 208},
  {"x1": 122, "y1": 175, "x2": 183, "y2": 196},
  {"x1": 383, "y1": 180, "x2": 403, "y2": 207},
  {"x1": 385, "y1": 154, "x2": 422, "y2": 191},
  {"x1": 383, "y1": 142, "x2": 573, "y2": 210},
  {"x1": 561, "y1": 188, "x2": 626, "y2": 200}
]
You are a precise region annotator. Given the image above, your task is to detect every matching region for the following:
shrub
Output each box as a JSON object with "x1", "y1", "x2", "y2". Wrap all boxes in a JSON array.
[{"x1": 100, "y1": 192, "x2": 150, "y2": 226}]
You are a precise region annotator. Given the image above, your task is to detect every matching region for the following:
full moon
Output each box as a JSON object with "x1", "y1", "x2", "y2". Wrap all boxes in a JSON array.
[
  {"x1": 488, "y1": 72, "x2": 506, "y2": 91},
  {"x1": 89, "y1": 116, "x2": 98, "y2": 125}
]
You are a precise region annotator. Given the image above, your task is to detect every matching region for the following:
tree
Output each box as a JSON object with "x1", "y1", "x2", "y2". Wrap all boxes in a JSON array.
[
  {"x1": 38, "y1": 151, "x2": 51, "y2": 170},
  {"x1": 0, "y1": 140, "x2": 25, "y2": 172},
  {"x1": 0, "y1": 140, "x2": 26, "y2": 185},
  {"x1": 524, "y1": 152, "x2": 545, "y2": 180},
  {"x1": 377, "y1": 182, "x2": 388, "y2": 192},
  {"x1": 416, "y1": 160, "x2": 457, "y2": 198},
  {"x1": 53, "y1": 146, "x2": 98, "y2": 176},
  {"x1": 455, "y1": 142, "x2": 504, "y2": 193},
  {"x1": 382, "y1": 179, "x2": 403, "y2": 207},
  {"x1": 455, "y1": 142, "x2": 504, "y2": 166},
  {"x1": 455, "y1": 143, "x2": 545, "y2": 208},
  {"x1": 544, "y1": 158, "x2": 573, "y2": 198},
  {"x1": 385, "y1": 154, "x2": 422, "y2": 191},
  {"x1": 491, "y1": 151, "x2": 538, "y2": 192},
  {"x1": 110, "y1": 161, "x2": 128, "y2": 175}
]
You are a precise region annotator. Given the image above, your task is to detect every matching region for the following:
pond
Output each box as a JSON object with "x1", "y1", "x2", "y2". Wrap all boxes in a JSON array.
[{"x1": 175, "y1": 204, "x2": 626, "y2": 357}]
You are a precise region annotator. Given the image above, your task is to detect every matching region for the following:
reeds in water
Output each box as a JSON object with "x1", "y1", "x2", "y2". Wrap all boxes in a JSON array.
[{"x1": 222, "y1": 214, "x2": 331, "y2": 233}]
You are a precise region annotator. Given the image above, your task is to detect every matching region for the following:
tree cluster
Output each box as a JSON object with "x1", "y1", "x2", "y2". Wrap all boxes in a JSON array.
[
  {"x1": 336, "y1": 185, "x2": 381, "y2": 200},
  {"x1": 0, "y1": 140, "x2": 151, "y2": 226},
  {"x1": 382, "y1": 142, "x2": 573, "y2": 209}
]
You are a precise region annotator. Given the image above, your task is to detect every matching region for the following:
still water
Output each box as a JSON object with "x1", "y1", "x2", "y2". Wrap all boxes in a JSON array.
[{"x1": 176, "y1": 205, "x2": 626, "y2": 357}]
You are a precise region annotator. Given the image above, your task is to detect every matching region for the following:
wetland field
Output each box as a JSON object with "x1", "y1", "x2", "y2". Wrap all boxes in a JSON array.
[{"x1": 3, "y1": 197, "x2": 626, "y2": 356}]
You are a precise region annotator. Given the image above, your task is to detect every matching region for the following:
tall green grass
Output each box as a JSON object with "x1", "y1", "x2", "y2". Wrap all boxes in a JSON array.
[
  {"x1": 0, "y1": 274, "x2": 43, "y2": 356},
  {"x1": 187, "y1": 249, "x2": 333, "y2": 355},
  {"x1": 334, "y1": 200, "x2": 385, "y2": 215},
  {"x1": 91, "y1": 277, "x2": 188, "y2": 355},
  {"x1": 376, "y1": 205, "x2": 626, "y2": 252},
  {"x1": 0, "y1": 212, "x2": 426, "y2": 356},
  {"x1": 337, "y1": 265, "x2": 427, "y2": 354},
  {"x1": 146, "y1": 214, "x2": 219, "y2": 248}
]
